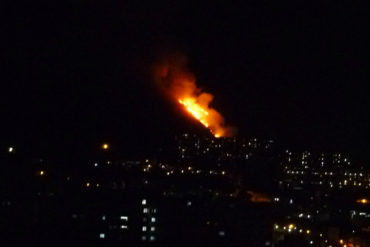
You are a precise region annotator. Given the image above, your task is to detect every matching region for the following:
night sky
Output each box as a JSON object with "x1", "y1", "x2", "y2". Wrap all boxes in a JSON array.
[{"x1": 2, "y1": 1, "x2": 370, "y2": 161}]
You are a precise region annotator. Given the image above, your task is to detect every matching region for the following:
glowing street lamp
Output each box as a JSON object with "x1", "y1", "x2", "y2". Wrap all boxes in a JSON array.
[
  {"x1": 356, "y1": 198, "x2": 368, "y2": 204},
  {"x1": 101, "y1": 143, "x2": 109, "y2": 150}
]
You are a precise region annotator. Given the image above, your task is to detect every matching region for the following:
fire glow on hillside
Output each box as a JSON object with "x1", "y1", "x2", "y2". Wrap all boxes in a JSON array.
[{"x1": 153, "y1": 55, "x2": 235, "y2": 137}]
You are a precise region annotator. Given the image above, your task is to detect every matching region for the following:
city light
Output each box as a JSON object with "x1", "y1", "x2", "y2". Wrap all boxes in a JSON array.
[
  {"x1": 39, "y1": 170, "x2": 45, "y2": 176},
  {"x1": 8, "y1": 147, "x2": 14, "y2": 153},
  {"x1": 356, "y1": 198, "x2": 368, "y2": 204},
  {"x1": 102, "y1": 143, "x2": 109, "y2": 150}
]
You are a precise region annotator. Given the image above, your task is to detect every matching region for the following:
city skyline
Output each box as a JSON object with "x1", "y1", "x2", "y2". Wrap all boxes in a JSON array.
[{"x1": 2, "y1": 1, "x2": 370, "y2": 246}]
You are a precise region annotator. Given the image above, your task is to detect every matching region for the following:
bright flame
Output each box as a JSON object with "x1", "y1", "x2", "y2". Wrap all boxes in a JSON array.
[
  {"x1": 178, "y1": 98, "x2": 211, "y2": 127},
  {"x1": 153, "y1": 54, "x2": 235, "y2": 138}
]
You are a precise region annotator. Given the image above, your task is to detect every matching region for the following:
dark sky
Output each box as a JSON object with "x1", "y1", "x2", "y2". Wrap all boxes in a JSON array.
[{"x1": 2, "y1": 1, "x2": 370, "y2": 160}]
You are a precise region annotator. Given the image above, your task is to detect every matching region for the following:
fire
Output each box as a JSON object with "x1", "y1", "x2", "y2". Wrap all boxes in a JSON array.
[
  {"x1": 153, "y1": 54, "x2": 235, "y2": 138},
  {"x1": 178, "y1": 98, "x2": 209, "y2": 127},
  {"x1": 178, "y1": 98, "x2": 224, "y2": 137}
]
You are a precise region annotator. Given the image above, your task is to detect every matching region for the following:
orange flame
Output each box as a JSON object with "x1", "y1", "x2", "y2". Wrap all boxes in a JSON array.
[{"x1": 153, "y1": 54, "x2": 235, "y2": 137}]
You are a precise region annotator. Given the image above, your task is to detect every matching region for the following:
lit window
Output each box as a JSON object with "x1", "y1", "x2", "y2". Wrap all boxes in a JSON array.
[
  {"x1": 151, "y1": 226, "x2": 155, "y2": 231},
  {"x1": 8, "y1": 147, "x2": 14, "y2": 153},
  {"x1": 142, "y1": 199, "x2": 147, "y2": 205},
  {"x1": 142, "y1": 226, "x2": 147, "y2": 231},
  {"x1": 142, "y1": 236, "x2": 147, "y2": 241},
  {"x1": 102, "y1": 215, "x2": 106, "y2": 221},
  {"x1": 120, "y1": 216, "x2": 128, "y2": 220},
  {"x1": 143, "y1": 208, "x2": 148, "y2": 213},
  {"x1": 151, "y1": 217, "x2": 156, "y2": 222},
  {"x1": 150, "y1": 236, "x2": 155, "y2": 241},
  {"x1": 121, "y1": 225, "x2": 128, "y2": 229},
  {"x1": 99, "y1": 233, "x2": 105, "y2": 239}
]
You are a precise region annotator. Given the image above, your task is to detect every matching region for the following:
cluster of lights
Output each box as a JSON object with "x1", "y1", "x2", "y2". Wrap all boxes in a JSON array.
[
  {"x1": 141, "y1": 198, "x2": 157, "y2": 242},
  {"x1": 176, "y1": 136, "x2": 266, "y2": 163},
  {"x1": 142, "y1": 161, "x2": 227, "y2": 177},
  {"x1": 99, "y1": 215, "x2": 129, "y2": 239},
  {"x1": 284, "y1": 152, "x2": 351, "y2": 168},
  {"x1": 274, "y1": 223, "x2": 316, "y2": 246},
  {"x1": 318, "y1": 237, "x2": 350, "y2": 247},
  {"x1": 282, "y1": 166, "x2": 370, "y2": 189},
  {"x1": 274, "y1": 223, "x2": 311, "y2": 235},
  {"x1": 84, "y1": 182, "x2": 100, "y2": 188}
]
